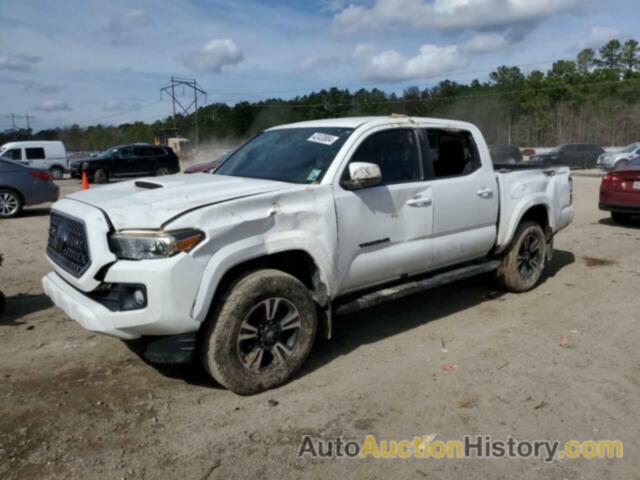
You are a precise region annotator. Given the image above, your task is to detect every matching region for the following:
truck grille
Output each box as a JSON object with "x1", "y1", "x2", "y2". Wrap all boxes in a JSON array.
[{"x1": 47, "y1": 212, "x2": 91, "y2": 277}]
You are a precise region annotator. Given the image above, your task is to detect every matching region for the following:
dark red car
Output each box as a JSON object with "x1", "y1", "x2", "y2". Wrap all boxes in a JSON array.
[
  {"x1": 183, "y1": 152, "x2": 231, "y2": 174},
  {"x1": 599, "y1": 156, "x2": 640, "y2": 223}
]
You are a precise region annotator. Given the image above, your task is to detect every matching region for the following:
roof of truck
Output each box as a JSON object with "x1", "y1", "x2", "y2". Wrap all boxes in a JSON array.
[{"x1": 268, "y1": 115, "x2": 475, "y2": 131}]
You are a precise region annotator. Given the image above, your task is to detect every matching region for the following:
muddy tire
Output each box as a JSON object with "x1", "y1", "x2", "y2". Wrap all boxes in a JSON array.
[
  {"x1": 200, "y1": 269, "x2": 317, "y2": 395},
  {"x1": 497, "y1": 221, "x2": 547, "y2": 293},
  {"x1": 94, "y1": 169, "x2": 109, "y2": 184}
]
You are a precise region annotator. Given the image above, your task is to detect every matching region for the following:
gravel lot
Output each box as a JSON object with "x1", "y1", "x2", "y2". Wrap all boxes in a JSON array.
[{"x1": 1, "y1": 176, "x2": 639, "y2": 479}]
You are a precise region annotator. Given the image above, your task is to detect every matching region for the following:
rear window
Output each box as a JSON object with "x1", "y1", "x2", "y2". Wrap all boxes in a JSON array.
[
  {"x1": 425, "y1": 129, "x2": 481, "y2": 178},
  {"x1": 26, "y1": 147, "x2": 46, "y2": 160}
]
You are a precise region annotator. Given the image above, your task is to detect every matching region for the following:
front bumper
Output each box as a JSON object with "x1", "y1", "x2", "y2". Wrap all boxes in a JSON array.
[{"x1": 43, "y1": 252, "x2": 204, "y2": 340}]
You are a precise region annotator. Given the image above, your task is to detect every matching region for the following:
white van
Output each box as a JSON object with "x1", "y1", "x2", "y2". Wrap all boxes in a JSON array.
[{"x1": 0, "y1": 141, "x2": 68, "y2": 179}]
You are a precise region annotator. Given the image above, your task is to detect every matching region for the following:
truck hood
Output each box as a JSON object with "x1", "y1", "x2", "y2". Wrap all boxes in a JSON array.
[{"x1": 66, "y1": 173, "x2": 293, "y2": 229}]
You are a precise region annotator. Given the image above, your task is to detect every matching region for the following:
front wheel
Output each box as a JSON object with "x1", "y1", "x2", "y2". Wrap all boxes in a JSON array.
[
  {"x1": 201, "y1": 269, "x2": 317, "y2": 395},
  {"x1": 94, "y1": 169, "x2": 109, "y2": 184},
  {"x1": 497, "y1": 221, "x2": 547, "y2": 292}
]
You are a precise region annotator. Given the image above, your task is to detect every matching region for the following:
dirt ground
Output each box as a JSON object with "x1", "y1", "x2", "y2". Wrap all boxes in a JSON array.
[{"x1": 1, "y1": 176, "x2": 639, "y2": 479}]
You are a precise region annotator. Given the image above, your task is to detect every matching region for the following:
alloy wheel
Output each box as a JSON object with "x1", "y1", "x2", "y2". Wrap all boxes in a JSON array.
[
  {"x1": 0, "y1": 192, "x2": 20, "y2": 217},
  {"x1": 517, "y1": 233, "x2": 543, "y2": 280},
  {"x1": 236, "y1": 297, "x2": 302, "y2": 372}
]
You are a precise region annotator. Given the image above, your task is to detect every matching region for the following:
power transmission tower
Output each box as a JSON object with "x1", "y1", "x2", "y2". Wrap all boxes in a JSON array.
[
  {"x1": 2, "y1": 114, "x2": 34, "y2": 134},
  {"x1": 160, "y1": 77, "x2": 207, "y2": 147}
]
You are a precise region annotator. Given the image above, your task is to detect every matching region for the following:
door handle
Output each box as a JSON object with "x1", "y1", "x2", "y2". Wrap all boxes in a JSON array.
[
  {"x1": 477, "y1": 187, "x2": 494, "y2": 199},
  {"x1": 406, "y1": 196, "x2": 432, "y2": 207}
]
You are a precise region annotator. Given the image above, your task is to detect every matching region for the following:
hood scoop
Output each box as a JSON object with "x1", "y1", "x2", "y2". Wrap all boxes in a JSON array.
[{"x1": 135, "y1": 180, "x2": 163, "y2": 189}]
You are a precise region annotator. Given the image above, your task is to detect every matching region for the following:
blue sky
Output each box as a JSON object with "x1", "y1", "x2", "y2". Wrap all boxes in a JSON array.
[{"x1": 0, "y1": 0, "x2": 636, "y2": 129}]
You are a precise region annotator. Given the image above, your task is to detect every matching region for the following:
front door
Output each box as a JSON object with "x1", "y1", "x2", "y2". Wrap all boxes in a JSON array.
[{"x1": 333, "y1": 128, "x2": 434, "y2": 293}]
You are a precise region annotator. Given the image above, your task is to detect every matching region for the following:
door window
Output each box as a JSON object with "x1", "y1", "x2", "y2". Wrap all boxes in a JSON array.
[
  {"x1": 424, "y1": 129, "x2": 481, "y2": 179},
  {"x1": 347, "y1": 129, "x2": 421, "y2": 184},
  {"x1": 3, "y1": 148, "x2": 22, "y2": 161},
  {"x1": 26, "y1": 147, "x2": 46, "y2": 160},
  {"x1": 119, "y1": 147, "x2": 133, "y2": 159},
  {"x1": 134, "y1": 146, "x2": 157, "y2": 157}
]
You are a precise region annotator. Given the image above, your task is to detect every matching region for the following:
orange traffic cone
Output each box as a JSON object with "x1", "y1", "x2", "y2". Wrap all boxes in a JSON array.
[{"x1": 81, "y1": 171, "x2": 89, "y2": 190}]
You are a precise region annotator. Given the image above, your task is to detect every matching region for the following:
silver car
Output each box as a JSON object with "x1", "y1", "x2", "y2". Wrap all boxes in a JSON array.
[
  {"x1": 0, "y1": 158, "x2": 59, "y2": 218},
  {"x1": 597, "y1": 143, "x2": 640, "y2": 170}
]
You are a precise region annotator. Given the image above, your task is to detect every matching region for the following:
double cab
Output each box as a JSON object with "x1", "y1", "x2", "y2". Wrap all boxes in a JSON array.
[{"x1": 43, "y1": 116, "x2": 573, "y2": 394}]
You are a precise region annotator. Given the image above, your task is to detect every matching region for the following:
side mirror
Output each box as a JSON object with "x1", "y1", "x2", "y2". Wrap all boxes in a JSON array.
[{"x1": 345, "y1": 162, "x2": 382, "y2": 189}]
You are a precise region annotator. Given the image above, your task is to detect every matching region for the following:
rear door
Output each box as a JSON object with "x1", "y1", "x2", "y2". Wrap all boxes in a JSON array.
[
  {"x1": 133, "y1": 146, "x2": 160, "y2": 175},
  {"x1": 424, "y1": 128, "x2": 500, "y2": 269},
  {"x1": 333, "y1": 127, "x2": 434, "y2": 293}
]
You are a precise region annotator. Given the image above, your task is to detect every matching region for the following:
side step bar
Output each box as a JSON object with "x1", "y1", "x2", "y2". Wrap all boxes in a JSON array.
[{"x1": 335, "y1": 260, "x2": 501, "y2": 315}]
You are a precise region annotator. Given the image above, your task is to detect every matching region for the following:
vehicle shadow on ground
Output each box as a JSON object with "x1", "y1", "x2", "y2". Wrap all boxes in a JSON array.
[
  {"x1": 301, "y1": 249, "x2": 575, "y2": 379},
  {"x1": 20, "y1": 207, "x2": 51, "y2": 218},
  {"x1": 0, "y1": 294, "x2": 53, "y2": 326},
  {"x1": 151, "y1": 250, "x2": 576, "y2": 389},
  {"x1": 597, "y1": 216, "x2": 640, "y2": 229}
]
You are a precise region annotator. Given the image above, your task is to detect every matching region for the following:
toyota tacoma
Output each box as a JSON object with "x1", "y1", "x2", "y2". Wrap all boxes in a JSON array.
[{"x1": 42, "y1": 116, "x2": 573, "y2": 394}]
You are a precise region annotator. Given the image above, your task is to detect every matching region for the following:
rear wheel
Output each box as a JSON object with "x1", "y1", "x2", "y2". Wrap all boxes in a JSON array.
[
  {"x1": 155, "y1": 165, "x2": 171, "y2": 176},
  {"x1": 50, "y1": 166, "x2": 64, "y2": 180},
  {"x1": 0, "y1": 189, "x2": 23, "y2": 218},
  {"x1": 611, "y1": 212, "x2": 632, "y2": 224},
  {"x1": 94, "y1": 169, "x2": 109, "y2": 184},
  {"x1": 201, "y1": 269, "x2": 317, "y2": 395},
  {"x1": 497, "y1": 221, "x2": 547, "y2": 292}
]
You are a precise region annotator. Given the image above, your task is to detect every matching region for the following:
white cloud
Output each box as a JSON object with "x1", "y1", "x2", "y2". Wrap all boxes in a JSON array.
[
  {"x1": 578, "y1": 26, "x2": 620, "y2": 50},
  {"x1": 178, "y1": 38, "x2": 244, "y2": 73},
  {"x1": 106, "y1": 9, "x2": 152, "y2": 45},
  {"x1": 34, "y1": 99, "x2": 72, "y2": 112},
  {"x1": 461, "y1": 33, "x2": 510, "y2": 54},
  {"x1": 0, "y1": 52, "x2": 41, "y2": 72},
  {"x1": 332, "y1": 0, "x2": 587, "y2": 35},
  {"x1": 293, "y1": 55, "x2": 344, "y2": 75},
  {"x1": 359, "y1": 43, "x2": 467, "y2": 82}
]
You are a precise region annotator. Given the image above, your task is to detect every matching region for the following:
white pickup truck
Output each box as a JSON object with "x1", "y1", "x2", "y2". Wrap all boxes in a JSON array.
[{"x1": 42, "y1": 116, "x2": 573, "y2": 394}]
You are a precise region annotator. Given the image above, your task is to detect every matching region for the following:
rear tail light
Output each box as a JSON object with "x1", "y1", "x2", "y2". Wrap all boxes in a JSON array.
[{"x1": 29, "y1": 171, "x2": 51, "y2": 181}]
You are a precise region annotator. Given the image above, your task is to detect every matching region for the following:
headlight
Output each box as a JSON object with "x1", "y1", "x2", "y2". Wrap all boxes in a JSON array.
[{"x1": 109, "y1": 229, "x2": 204, "y2": 260}]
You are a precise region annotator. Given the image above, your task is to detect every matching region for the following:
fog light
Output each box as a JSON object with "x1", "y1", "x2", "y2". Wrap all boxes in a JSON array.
[{"x1": 133, "y1": 289, "x2": 145, "y2": 307}]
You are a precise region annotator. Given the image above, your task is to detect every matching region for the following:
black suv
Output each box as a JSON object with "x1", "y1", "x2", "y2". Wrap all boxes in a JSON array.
[
  {"x1": 70, "y1": 144, "x2": 180, "y2": 183},
  {"x1": 529, "y1": 144, "x2": 605, "y2": 169}
]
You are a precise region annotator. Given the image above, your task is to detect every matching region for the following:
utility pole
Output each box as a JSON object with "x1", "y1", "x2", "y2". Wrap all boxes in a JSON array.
[
  {"x1": 11, "y1": 113, "x2": 15, "y2": 129},
  {"x1": 160, "y1": 77, "x2": 207, "y2": 147}
]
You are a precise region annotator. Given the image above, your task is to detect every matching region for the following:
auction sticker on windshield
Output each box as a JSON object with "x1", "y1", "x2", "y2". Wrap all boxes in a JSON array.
[
  {"x1": 308, "y1": 132, "x2": 339, "y2": 146},
  {"x1": 634, "y1": 181, "x2": 640, "y2": 190}
]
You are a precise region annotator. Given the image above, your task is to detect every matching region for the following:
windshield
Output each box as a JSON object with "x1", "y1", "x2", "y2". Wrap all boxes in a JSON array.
[{"x1": 215, "y1": 127, "x2": 354, "y2": 183}]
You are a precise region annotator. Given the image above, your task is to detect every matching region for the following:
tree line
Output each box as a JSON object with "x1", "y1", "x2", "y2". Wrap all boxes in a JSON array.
[{"x1": 2, "y1": 38, "x2": 639, "y2": 151}]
